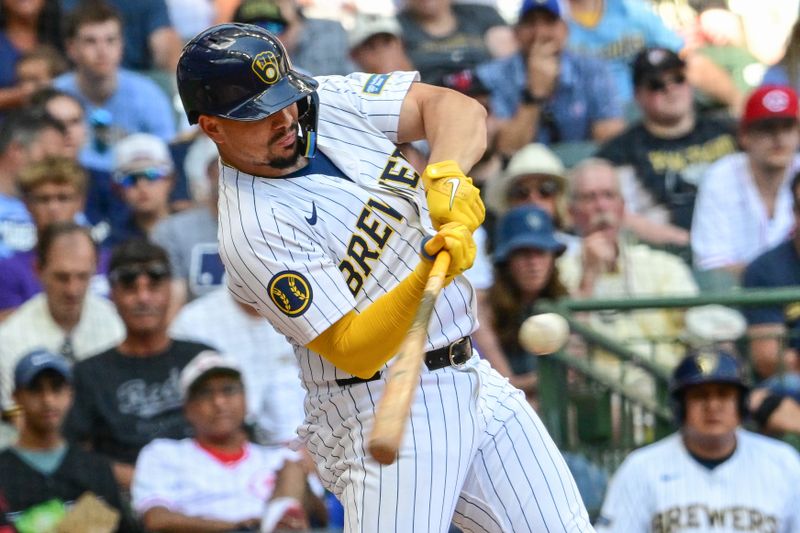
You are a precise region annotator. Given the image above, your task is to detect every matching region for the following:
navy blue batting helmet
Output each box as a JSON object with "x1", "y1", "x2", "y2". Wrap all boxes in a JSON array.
[
  {"x1": 177, "y1": 23, "x2": 319, "y2": 156},
  {"x1": 670, "y1": 349, "x2": 749, "y2": 423}
]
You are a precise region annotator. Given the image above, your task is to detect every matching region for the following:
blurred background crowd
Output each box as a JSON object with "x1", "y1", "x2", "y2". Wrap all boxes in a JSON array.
[{"x1": 1, "y1": 0, "x2": 800, "y2": 531}]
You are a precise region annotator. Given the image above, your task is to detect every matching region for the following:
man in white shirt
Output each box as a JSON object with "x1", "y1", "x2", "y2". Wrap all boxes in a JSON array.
[
  {"x1": 558, "y1": 158, "x2": 698, "y2": 386},
  {"x1": 132, "y1": 350, "x2": 323, "y2": 532},
  {"x1": 0, "y1": 222, "x2": 124, "y2": 424},
  {"x1": 692, "y1": 85, "x2": 800, "y2": 278}
]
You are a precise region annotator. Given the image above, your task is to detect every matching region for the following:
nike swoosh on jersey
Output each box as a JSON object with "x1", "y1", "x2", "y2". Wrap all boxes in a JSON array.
[
  {"x1": 306, "y1": 202, "x2": 318, "y2": 225},
  {"x1": 446, "y1": 177, "x2": 460, "y2": 210}
]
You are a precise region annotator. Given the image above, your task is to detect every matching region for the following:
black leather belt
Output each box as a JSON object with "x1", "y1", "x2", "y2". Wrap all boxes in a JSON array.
[{"x1": 335, "y1": 337, "x2": 473, "y2": 387}]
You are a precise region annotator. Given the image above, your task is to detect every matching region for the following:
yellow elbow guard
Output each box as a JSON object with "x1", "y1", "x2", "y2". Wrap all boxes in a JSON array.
[
  {"x1": 305, "y1": 264, "x2": 430, "y2": 378},
  {"x1": 306, "y1": 312, "x2": 378, "y2": 378}
]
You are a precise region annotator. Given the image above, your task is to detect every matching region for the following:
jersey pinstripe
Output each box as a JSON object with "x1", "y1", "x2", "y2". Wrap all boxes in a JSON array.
[
  {"x1": 217, "y1": 71, "x2": 593, "y2": 532},
  {"x1": 219, "y1": 71, "x2": 476, "y2": 389},
  {"x1": 596, "y1": 430, "x2": 800, "y2": 533}
]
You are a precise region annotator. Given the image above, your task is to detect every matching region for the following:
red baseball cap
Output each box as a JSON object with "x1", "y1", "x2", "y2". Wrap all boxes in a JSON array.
[{"x1": 742, "y1": 85, "x2": 799, "y2": 127}]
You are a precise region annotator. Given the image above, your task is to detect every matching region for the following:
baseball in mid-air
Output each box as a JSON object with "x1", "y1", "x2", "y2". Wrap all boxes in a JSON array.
[{"x1": 519, "y1": 313, "x2": 570, "y2": 355}]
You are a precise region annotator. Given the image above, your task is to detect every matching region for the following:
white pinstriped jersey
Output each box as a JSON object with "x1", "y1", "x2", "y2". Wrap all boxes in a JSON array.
[
  {"x1": 596, "y1": 430, "x2": 800, "y2": 533},
  {"x1": 216, "y1": 70, "x2": 593, "y2": 533},
  {"x1": 218, "y1": 71, "x2": 477, "y2": 390}
]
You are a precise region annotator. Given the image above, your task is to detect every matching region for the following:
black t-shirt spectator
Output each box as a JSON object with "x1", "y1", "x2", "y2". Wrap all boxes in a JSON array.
[
  {"x1": 63, "y1": 340, "x2": 209, "y2": 465},
  {"x1": 0, "y1": 445, "x2": 140, "y2": 532},
  {"x1": 596, "y1": 117, "x2": 737, "y2": 229},
  {"x1": 398, "y1": 4, "x2": 505, "y2": 85}
]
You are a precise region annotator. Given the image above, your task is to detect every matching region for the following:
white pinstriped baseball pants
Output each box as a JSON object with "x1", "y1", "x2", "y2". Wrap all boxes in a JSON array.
[{"x1": 301, "y1": 357, "x2": 594, "y2": 532}]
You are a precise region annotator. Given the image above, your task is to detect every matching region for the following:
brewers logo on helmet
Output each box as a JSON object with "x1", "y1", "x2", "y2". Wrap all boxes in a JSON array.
[{"x1": 252, "y1": 51, "x2": 281, "y2": 85}]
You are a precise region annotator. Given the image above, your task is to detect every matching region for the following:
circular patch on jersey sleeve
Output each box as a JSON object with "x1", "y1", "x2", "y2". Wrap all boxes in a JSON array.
[{"x1": 268, "y1": 270, "x2": 313, "y2": 317}]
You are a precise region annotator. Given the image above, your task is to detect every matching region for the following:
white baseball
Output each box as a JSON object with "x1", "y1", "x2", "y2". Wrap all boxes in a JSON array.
[{"x1": 518, "y1": 313, "x2": 569, "y2": 355}]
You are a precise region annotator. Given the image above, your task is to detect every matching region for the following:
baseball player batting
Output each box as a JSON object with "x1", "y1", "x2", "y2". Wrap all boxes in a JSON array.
[
  {"x1": 596, "y1": 349, "x2": 800, "y2": 532},
  {"x1": 176, "y1": 23, "x2": 592, "y2": 533}
]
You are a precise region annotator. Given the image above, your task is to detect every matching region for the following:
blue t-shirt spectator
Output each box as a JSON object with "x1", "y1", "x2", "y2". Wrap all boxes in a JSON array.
[
  {"x1": 742, "y1": 239, "x2": 800, "y2": 351},
  {"x1": 0, "y1": 195, "x2": 34, "y2": 258},
  {"x1": 61, "y1": 0, "x2": 172, "y2": 71},
  {"x1": 476, "y1": 51, "x2": 622, "y2": 144},
  {"x1": 567, "y1": 0, "x2": 683, "y2": 105},
  {"x1": 53, "y1": 70, "x2": 176, "y2": 172}
]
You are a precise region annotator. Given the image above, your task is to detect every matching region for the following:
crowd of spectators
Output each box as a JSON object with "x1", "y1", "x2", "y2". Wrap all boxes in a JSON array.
[{"x1": 1, "y1": 0, "x2": 800, "y2": 531}]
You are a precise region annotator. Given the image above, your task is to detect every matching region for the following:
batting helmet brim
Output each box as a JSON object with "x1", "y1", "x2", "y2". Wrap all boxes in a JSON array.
[{"x1": 222, "y1": 71, "x2": 318, "y2": 122}]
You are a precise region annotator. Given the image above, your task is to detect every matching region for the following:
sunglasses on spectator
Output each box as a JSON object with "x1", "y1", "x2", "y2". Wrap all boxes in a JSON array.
[
  {"x1": 251, "y1": 20, "x2": 287, "y2": 35},
  {"x1": 644, "y1": 73, "x2": 687, "y2": 93},
  {"x1": 508, "y1": 179, "x2": 560, "y2": 201},
  {"x1": 108, "y1": 262, "x2": 170, "y2": 287},
  {"x1": 114, "y1": 168, "x2": 170, "y2": 189}
]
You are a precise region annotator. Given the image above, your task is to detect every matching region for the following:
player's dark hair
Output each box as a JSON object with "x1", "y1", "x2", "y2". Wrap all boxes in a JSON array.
[
  {"x1": 36, "y1": 222, "x2": 97, "y2": 268},
  {"x1": 63, "y1": 1, "x2": 122, "y2": 40},
  {"x1": 0, "y1": 109, "x2": 65, "y2": 155},
  {"x1": 108, "y1": 239, "x2": 172, "y2": 277}
]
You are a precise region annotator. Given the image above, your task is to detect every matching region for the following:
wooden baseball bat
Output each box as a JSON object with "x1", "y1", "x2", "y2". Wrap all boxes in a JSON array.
[{"x1": 368, "y1": 251, "x2": 451, "y2": 465}]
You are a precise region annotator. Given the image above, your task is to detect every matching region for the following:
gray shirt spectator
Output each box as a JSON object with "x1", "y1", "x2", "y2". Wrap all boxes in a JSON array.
[
  {"x1": 399, "y1": 1, "x2": 506, "y2": 85},
  {"x1": 234, "y1": 0, "x2": 354, "y2": 76}
]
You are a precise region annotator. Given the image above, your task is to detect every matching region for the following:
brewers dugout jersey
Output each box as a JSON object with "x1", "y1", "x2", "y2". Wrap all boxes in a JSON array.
[
  {"x1": 217, "y1": 71, "x2": 477, "y2": 391},
  {"x1": 596, "y1": 430, "x2": 800, "y2": 533}
]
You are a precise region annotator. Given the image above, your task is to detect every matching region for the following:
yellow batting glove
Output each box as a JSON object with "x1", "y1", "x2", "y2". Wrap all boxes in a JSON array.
[
  {"x1": 420, "y1": 222, "x2": 477, "y2": 285},
  {"x1": 422, "y1": 160, "x2": 486, "y2": 233}
]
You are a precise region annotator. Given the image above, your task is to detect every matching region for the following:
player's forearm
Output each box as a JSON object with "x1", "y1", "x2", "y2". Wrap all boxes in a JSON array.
[
  {"x1": 418, "y1": 88, "x2": 488, "y2": 172},
  {"x1": 306, "y1": 261, "x2": 433, "y2": 378}
]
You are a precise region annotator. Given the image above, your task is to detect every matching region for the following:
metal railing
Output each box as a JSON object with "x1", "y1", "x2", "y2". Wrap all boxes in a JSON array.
[{"x1": 534, "y1": 287, "x2": 800, "y2": 476}]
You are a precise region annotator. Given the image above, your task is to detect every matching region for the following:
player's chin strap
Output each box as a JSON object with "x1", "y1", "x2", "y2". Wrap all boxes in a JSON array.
[
  {"x1": 302, "y1": 130, "x2": 317, "y2": 158},
  {"x1": 297, "y1": 92, "x2": 319, "y2": 158}
]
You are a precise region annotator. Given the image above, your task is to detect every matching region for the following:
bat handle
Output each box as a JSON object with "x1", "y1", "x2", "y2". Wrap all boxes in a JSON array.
[{"x1": 428, "y1": 250, "x2": 451, "y2": 285}]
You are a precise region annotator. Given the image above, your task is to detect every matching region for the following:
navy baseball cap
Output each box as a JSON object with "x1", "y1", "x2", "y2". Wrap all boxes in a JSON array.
[
  {"x1": 632, "y1": 47, "x2": 686, "y2": 88},
  {"x1": 14, "y1": 349, "x2": 72, "y2": 390},
  {"x1": 493, "y1": 205, "x2": 566, "y2": 263},
  {"x1": 519, "y1": 0, "x2": 562, "y2": 19}
]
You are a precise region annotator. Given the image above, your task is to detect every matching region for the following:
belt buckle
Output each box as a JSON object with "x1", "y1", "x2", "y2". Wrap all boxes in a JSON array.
[{"x1": 448, "y1": 337, "x2": 470, "y2": 369}]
